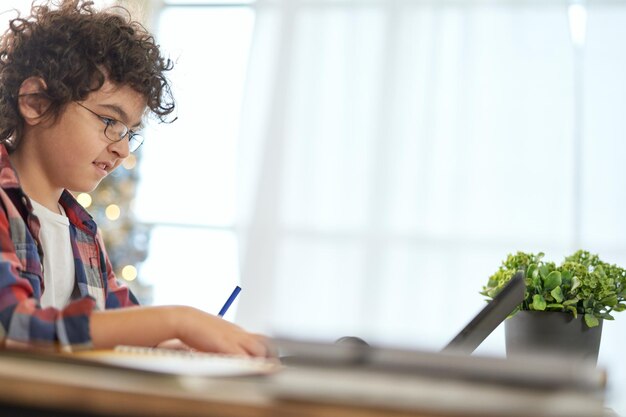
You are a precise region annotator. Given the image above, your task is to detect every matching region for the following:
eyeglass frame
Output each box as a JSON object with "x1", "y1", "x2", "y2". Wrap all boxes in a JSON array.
[{"x1": 75, "y1": 101, "x2": 144, "y2": 152}]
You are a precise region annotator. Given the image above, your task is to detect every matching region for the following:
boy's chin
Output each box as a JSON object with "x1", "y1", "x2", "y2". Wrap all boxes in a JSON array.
[{"x1": 70, "y1": 183, "x2": 100, "y2": 195}]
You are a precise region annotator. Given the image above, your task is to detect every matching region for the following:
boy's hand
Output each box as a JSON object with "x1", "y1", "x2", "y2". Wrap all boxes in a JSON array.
[
  {"x1": 176, "y1": 306, "x2": 270, "y2": 357},
  {"x1": 90, "y1": 306, "x2": 271, "y2": 358}
]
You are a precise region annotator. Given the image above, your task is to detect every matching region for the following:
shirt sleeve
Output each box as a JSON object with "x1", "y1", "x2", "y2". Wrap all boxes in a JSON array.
[{"x1": 0, "y1": 211, "x2": 97, "y2": 352}]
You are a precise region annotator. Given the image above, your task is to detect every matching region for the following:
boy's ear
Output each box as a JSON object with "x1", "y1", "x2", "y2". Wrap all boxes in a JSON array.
[{"x1": 17, "y1": 77, "x2": 51, "y2": 125}]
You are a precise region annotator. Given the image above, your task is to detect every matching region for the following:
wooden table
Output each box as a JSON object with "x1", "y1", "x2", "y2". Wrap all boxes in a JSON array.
[
  {"x1": 0, "y1": 351, "x2": 459, "y2": 417},
  {"x1": 0, "y1": 350, "x2": 606, "y2": 417}
]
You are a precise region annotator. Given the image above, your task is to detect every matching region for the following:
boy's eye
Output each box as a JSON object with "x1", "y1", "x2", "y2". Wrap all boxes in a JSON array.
[{"x1": 100, "y1": 116, "x2": 117, "y2": 127}]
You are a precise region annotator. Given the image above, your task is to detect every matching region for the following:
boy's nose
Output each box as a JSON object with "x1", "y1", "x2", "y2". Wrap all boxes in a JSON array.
[{"x1": 109, "y1": 137, "x2": 130, "y2": 159}]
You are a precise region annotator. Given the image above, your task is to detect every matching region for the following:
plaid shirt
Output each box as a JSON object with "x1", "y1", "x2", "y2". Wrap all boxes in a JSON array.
[{"x1": 0, "y1": 144, "x2": 138, "y2": 352}]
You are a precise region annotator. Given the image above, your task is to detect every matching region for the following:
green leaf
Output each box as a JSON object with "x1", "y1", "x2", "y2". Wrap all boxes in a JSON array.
[
  {"x1": 532, "y1": 294, "x2": 547, "y2": 311},
  {"x1": 614, "y1": 303, "x2": 626, "y2": 312},
  {"x1": 600, "y1": 295, "x2": 618, "y2": 307},
  {"x1": 539, "y1": 265, "x2": 550, "y2": 279},
  {"x1": 562, "y1": 298, "x2": 579, "y2": 306},
  {"x1": 566, "y1": 306, "x2": 578, "y2": 318},
  {"x1": 583, "y1": 298, "x2": 595, "y2": 310},
  {"x1": 550, "y1": 286, "x2": 564, "y2": 303},
  {"x1": 546, "y1": 303, "x2": 563, "y2": 310},
  {"x1": 570, "y1": 277, "x2": 582, "y2": 293},
  {"x1": 599, "y1": 312, "x2": 615, "y2": 320},
  {"x1": 584, "y1": 313, "x2": 600, "y2": 328},
  {"x1": 595, "y1": 265, "x2": 606, "y2": 278},
  {"x1": 544, "y1": 271, "x2": 561, "y2": 291},
  {"x1": 487, "y1": 288, "x2": 499, "y2": 298},
  {"x1": 561, "y1": 270, "x2": 572, "y2": 287},
  {"x1": 527, "y1": 264, "x2": 538, "y2": 280}
]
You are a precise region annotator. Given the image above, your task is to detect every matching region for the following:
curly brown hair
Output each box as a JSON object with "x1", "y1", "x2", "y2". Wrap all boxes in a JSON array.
[{"x1": 0, "y1": 0, "x2": 175, "y2": 149}]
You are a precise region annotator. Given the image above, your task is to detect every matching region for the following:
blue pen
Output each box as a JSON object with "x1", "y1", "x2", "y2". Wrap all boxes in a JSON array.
[{"x1": 218, "y1": 285, "x2": 242, "y2": 317}]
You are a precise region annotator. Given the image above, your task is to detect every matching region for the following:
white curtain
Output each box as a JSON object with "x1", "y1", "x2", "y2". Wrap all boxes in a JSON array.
[{"x1": 235, "y1": 0, "x2": 626, "y2": 408}]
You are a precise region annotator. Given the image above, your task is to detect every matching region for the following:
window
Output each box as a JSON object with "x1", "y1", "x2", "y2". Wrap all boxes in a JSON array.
[
  {"x1": 134, "y1": 2, "x2": 255, "y2": 317},
  {"x1": 137, "y1": 2, "x2": 625, "y2": 413}
]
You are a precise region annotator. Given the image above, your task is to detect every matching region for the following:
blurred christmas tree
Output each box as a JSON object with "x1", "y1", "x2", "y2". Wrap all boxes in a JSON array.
[
  {"x1": 75, "y1": 153, "x2": 153, "y2": 304},
  {"x1": 71, "y1": 0, "x2": 161, "y2": 305}
]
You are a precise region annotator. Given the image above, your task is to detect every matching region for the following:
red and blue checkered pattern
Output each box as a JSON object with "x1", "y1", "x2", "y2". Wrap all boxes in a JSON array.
[{"x1": 0, "y1": 144, "x2": 138, "y2": 352}]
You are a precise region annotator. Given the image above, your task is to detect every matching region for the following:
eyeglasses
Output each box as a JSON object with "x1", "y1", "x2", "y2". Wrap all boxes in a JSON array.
[{"x1": 75, "y1": 101, "x2": 144, "y2": 152}]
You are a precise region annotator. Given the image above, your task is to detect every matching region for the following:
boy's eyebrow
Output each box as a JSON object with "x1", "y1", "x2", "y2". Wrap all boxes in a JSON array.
[{"x1": 97, "y1": 103, "x2": 143, "y2": 129}]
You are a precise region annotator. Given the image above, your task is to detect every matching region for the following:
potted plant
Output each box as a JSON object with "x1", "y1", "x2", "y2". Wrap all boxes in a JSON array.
[{"x1": 481, "y1": 250, "x2": 626, "y2": 362}]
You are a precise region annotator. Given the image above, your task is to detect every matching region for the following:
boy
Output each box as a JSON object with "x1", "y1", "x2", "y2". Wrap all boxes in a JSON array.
[{"x1": 0, "y1": 0, "x2": 268, "y2": 356}]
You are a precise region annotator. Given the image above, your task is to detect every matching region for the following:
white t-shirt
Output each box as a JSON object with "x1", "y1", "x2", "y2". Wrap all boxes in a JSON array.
[{"x1": 31, "y1": 199, "x2": 76, "y2": 309}]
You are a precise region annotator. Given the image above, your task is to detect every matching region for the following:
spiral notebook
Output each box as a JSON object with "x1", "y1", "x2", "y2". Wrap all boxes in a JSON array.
[{"x1": 73, "y1": 346, "x2": 281, "y2": 377}]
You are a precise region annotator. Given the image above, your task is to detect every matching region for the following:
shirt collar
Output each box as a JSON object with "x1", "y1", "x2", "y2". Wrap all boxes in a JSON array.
[{"x1": 60, "y1": 190, "x2": 98, "y2": 235}]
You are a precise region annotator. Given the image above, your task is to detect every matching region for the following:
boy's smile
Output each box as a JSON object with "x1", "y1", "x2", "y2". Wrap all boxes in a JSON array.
[{"x1": 93, "y1": 160, "x2": 114, "y2": 177}]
